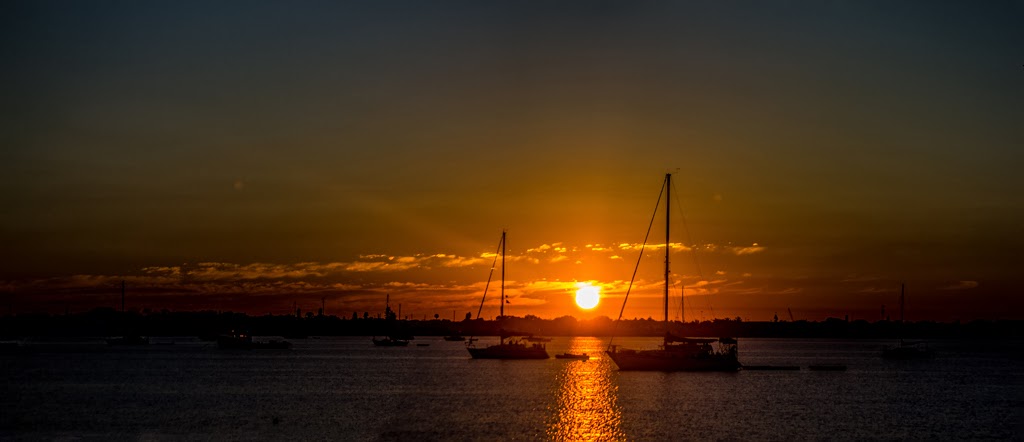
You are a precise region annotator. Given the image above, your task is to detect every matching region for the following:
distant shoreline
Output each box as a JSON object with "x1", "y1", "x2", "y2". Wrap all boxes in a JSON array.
[{"x1": 2, "y1": 308, "x2": 1021, "y2": 340}]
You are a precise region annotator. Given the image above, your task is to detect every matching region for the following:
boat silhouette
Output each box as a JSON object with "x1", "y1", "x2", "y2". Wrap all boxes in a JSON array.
[
  {"x1": 606, "y1": 173, "x2": 740, "y2": 371},
  {"x1": 466, "y1": 230, "x2": 549, "y2": 359},
  {"x1": 106, "y1": 281, "x2": 149, "y2": 346},
  {"x1": 373, "y1": 337, "x2": 410, "y2": 346},
  {"x1": 882, "y1": 284, "x2": 934, "y2": 359},
  {"x1": 555, "y1": 352, "x2": 590, "y2": 360},
  {"x1": 373, "y1": 294, "x2": 410, "y2": 347},
  {"x1": 217, "y1": 331, "x2": 292, "y2": 350}
]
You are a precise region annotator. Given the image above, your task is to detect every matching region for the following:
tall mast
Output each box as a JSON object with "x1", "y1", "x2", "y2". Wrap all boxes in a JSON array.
[
  {"x1": 500, "y1": 230, "x2": 506, "y2": 318},
  {"x1": 664, "y1": 173, "x2": 671, "y2": 325},
  {"x1": 899, "y1": 283, "x2": 905, "y2": 323},
  {"x1": 121, "y1": 280, "x2": 126, "y2": 313},
  {"x1": 899, "y1": 283, "x2": 905, "y2": 345}
]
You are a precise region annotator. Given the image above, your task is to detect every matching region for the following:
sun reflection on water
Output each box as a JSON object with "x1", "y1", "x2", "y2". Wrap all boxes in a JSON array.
[{"x1": 547, "y1": 337, "x2": 625, "y2": 441}]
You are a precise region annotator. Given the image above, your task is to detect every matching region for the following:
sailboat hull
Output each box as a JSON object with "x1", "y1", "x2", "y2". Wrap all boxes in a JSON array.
[
  {"x1": 373, "y1": 338, "x2": 410, "y2": 347},
  {"x1": 606, "y1": 174, "x2": 742, "y2": 372},
  {"x1": 467, "y1": 343, "x2": 549, "y2": 359},
  {"x1": 606, "y1": 349, "x2": 740, "y2": 372}
]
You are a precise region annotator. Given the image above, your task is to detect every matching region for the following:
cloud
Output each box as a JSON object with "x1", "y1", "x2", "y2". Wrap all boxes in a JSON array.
[
  {"x1": 343, "y1": 261, "x2": 399, "y2": 272},
  {"x1": 2, "y1": 239, "x2": 780, "y2": 315},
  {"x1": 506, "y1": 255, "x2": 541, "y2": 264},
  {"x1": 382, "y1": 281, "x2": 435, "y2": 289},
  {"x1": 521, "y1": 280, "x2": 579, "y2": 294},
  {"x1": 729, "y1": 243, "x2": 765, "y2": 255},
  {"x1": 614, "y1": 242, "x2": 693, "y2": 252},
  {"x1": 719, "y1": 286, "x2": 799, "y2": 296},
  {"x1": 526, "y1": 244, "x2": 552, "y2": 253},
  {"x1": 438, "y1": 256, "x2": 489, "y2": 267},
  {"x1": 615, "y1": 242, "x2": 757, "y2": 255}
]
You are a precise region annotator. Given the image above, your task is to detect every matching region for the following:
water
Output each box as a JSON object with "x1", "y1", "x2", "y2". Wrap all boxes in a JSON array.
[{"x1": 2, "y1": 337, "x2": 1021, "y2": 440}]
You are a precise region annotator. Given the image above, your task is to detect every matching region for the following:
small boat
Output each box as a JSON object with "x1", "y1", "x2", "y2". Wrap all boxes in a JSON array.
[
  {"x1": 882, "y1": 284, "x2": 934, "y2": 360},
  {"x1": 108, "y1": 282, "x2": 149, "y2": 346},
  {"x1": 443, "y1": 335, "x2": 466, "y2": 341},
  {"x1": 373, "y1": 294, "x2": 411, "y2": 347},
  {"x1": 254, "y1": 339, "x2": 292, "y2": 349},
  {"x1": 468, "y1": 336, "x2": 549, "y2": 359},
  {"x1": 525, "y1": 336, "x2": 552, "y2": 343},
  {"x1": 372, "y1": 336, "x2": 410, "y2": 347},
  {"x1": 218, "y1": 332, "x2": 291, "y2": 350},
  {"x1": 605, "y1": 174, "x2": 740, "y2": 372},
  {"x1": 217, "y1": 332, "x2": 252, "y2": 349},
  {"x1": 466, "y1": 231, "x2": 549, "y2": 360},
  {"x1": 555, "y1": 353, "x2": 590, "y2": 360}
]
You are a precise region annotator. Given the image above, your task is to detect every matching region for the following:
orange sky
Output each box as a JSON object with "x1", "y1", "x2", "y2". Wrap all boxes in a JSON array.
[{"x1": 2, "y1": 2, "x2": 1022, "y2": 321}]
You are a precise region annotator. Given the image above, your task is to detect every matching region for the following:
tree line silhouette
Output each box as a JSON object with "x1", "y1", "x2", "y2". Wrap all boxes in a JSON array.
[{"x1": 1, "y1": 307, "x2": 1020, "y2": 339}]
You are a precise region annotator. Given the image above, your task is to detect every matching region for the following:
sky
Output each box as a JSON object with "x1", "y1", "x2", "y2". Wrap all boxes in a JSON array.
[{"x1": 2, "y1": 1, "x2": 1022, "y2": 321}]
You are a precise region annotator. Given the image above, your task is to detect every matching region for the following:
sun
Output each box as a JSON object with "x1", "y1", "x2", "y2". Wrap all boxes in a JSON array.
[{"x1": 575, "y1": 285, "x2": 600, "y2": 309}]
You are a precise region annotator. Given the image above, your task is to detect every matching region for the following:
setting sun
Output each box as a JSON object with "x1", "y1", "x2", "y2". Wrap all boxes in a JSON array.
[{"x1": 575, "y1": 285, "x2": 600, "y2": 309}]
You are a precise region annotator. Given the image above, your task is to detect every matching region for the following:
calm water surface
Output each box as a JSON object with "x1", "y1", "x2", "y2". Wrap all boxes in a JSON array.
[{"x1": 2, "y1": 337, "x2": 1021, "y2": 440}]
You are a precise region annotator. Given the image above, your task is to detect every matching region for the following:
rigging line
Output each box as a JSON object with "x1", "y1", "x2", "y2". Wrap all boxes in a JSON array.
[
  {"x1": 668, "y1": 279, "x2": 683, "y2": 321},
  {"x1": 681, "y1": 283, "x2": 687, "y2": 323},
  {"x1": 607, "y1": 176, "x2": 666, "y2": 352},
  {"x1": 670, "y1": 179, "x2": 716, "y2": 320},
  {"x1": 474, "y1": 233, "x2": 504, "y2": 321},
  {"x1": 671, "y1": 280, "x2": 691, "y2": 324}
]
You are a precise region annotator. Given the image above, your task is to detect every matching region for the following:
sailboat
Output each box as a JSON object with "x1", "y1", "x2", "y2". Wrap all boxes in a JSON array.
[
  {"x1": 466, "y1": 230, "x2": 549, "y2": 359},
  {"x1": 881, "y1": 284, "x2": 933, "y2": 359},
  {"x1": 106, "y1": 281, "x2": 150, "y2": 346},
  {"x1": 372, "y1": 294, "x2": 410, "y2": 347},
  {"x1": 606, "y1": 173, "x2": 740, "y2": 371}
]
